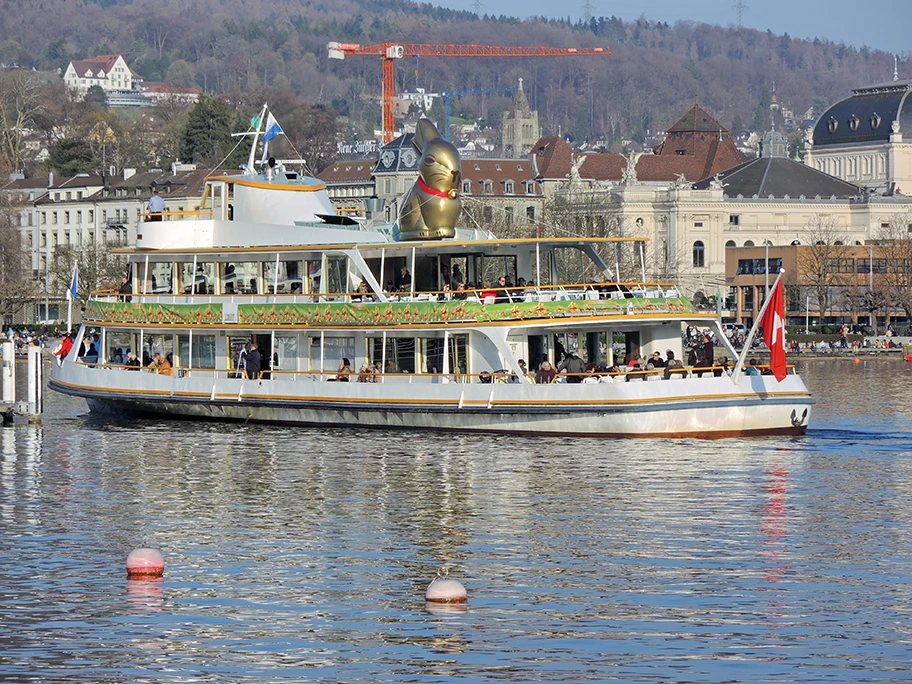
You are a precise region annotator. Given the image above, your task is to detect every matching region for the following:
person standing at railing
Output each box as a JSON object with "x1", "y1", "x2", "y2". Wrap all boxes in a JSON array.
[
  {"x1": 147, "y1": 190, "x2": 165, "y2": 221},
  {"x1": 119, "y1": 274, "x2": 132, "y2": 302}
]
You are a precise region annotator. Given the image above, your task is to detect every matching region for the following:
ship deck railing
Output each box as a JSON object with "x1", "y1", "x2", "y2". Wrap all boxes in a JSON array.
[
  {"x1": 140, "y1": 210, "x2": 216, "y2": 221},
  {"x1": 91, "y1": 281, "x2": 684, "y2": 306},
  {"x1": 70, "y1": 361, "x2": 797, "y2": 383}
]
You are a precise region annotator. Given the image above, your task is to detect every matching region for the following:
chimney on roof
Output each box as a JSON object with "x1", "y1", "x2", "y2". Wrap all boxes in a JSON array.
[
  {"x1": 48, "y1": 172, "x2": 54, "y2": 188},
  {"x1": 123, "y1": 168, "x2": 136, "y2": 180}
]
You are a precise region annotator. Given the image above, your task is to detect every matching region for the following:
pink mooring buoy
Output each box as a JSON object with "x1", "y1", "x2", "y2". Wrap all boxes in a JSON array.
[
  {"x1": 425, "y1": 569, "x2": 467, "y2": 604},
  {"x1": 126, "y1": 548, "x2": 165, "y2": 578}
]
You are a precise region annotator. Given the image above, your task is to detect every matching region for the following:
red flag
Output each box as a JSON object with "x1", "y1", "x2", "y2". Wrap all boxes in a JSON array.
[{"x1": 760, "y1": 279, "x2": 787, "y2": 381}]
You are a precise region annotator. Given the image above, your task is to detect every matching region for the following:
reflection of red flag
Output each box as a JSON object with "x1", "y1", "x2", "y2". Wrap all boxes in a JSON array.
[{"x1": 761, "y1": 279, "x2": 787, "y2": 381}]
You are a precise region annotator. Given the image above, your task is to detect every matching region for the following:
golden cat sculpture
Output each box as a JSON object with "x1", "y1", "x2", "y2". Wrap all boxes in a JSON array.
[{"x1": 398, "y1": 119, "x2": 462, "y2": 241}]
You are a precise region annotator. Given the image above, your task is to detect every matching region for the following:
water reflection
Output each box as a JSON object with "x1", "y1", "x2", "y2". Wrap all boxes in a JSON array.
[{"x1": 0, "y1": 360, "x2": 910, "y2": 681}]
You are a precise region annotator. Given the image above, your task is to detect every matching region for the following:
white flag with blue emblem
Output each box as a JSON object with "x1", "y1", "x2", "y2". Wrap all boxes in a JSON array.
[
  {"x1": 260, "y1": 112, "x2": 284, "y2": 163},
  {"x1": 67, "y1": 262, "x2": 79, "y2": 301}
]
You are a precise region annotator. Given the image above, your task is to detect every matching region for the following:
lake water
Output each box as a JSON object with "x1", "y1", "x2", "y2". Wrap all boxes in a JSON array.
[{"x1": 2, "y1": 359, "x2": 911, "y2": 682}]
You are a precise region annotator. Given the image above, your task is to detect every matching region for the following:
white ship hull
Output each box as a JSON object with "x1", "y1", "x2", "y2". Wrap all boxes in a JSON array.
[{"x1": 51, "y1": 364, "x2": 812, "y2": 438}]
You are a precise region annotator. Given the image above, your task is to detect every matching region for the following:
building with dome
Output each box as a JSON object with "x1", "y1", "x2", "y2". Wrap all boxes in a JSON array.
[{"x1": 805, "y1": 78, "x2": 912, "y2": 195}]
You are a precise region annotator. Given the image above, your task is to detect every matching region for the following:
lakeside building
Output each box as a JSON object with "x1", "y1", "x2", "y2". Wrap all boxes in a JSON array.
[
  {"x1": 805, "y1": 78, "x2": 912, "y2": 195},
  {"x1": 726, "y1": 243, "x2": 912, "y2": 330},
  {"x1": 2, "y1": 165, "x2": 232, "y2": 324}
]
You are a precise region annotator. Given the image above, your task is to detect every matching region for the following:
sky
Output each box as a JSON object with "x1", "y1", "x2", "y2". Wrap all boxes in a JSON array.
[{"x1": 437, "y1": 0, "x2": 911, "y2": 58}]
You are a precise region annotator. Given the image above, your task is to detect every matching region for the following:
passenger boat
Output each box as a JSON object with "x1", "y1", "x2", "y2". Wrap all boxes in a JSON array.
[{"x1": 49, "y1": 115, "x2": 813, "y2": 438}]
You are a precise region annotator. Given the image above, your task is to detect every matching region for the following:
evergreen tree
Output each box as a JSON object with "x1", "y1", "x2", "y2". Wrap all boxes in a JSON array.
[
  {"x1": 179, "y1": 95, "x2": 249, "y2": 168},
  {"x1": 49, "y1": 139, "x2": 94, "y2": 176}
]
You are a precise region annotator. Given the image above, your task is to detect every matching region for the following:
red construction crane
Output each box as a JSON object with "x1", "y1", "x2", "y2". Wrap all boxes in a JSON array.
[{"x1": 327, "y1": 42, "x2": 611, "y2": 143}]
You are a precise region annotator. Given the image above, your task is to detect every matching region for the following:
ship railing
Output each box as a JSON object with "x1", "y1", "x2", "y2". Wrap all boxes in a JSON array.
[
  {"x1": 140, "y1": 210, "x2": 215, "y2": 222},
  {"x1": 88, "y1": 280, "x2": 685, "y2": 306},
  {"x1": 75, "y1": 361, "x2": 797, "y2": 382}
]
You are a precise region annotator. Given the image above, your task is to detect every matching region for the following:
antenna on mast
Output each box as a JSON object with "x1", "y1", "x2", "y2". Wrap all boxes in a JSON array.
[
  {"x1": 732, "y1": 0, "x2": 748, "y2": 30},
  {"x1": 582, "y1": 0, "x2": 594, "y2": 23},
  {"x1": 894, "y1": 55, "x2": 900, "y2": 82}
]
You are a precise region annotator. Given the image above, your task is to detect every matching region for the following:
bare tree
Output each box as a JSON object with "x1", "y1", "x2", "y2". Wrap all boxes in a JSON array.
[
  {"x1": 875, "y1": 212, "x2": 912, "y2": 321},
  {"x1": 0, "y1": 192, "x2": 34, "y2": 323},
  {"x1": 798, "y1": 215, "x2": 849, "y2": 321},
  {"x1": 48, "y1": 241, "x2": 127, "y2": 307},
  {"x1": 0, "y1": 71, "x2": 42, "y2": 174}
]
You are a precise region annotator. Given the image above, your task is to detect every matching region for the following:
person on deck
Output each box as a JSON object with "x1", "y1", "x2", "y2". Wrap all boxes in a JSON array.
[
  {"x1": 245, "y1": 342, "x2": 262, "y2": 379},
  {"x1": 147, "y1": 190, "x2": 165, "y2": 221},
  {"x1": 119, "y1": 274, "x2": 132, "y2": 302}
]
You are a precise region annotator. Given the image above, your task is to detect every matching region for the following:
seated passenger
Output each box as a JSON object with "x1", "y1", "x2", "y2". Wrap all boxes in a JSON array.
[
  {"x1": 744, "y1": 358, "x2": 760, "y2": 376},
  {"x1": 337, "y1": 357, "x2": 352, "y2": 382},
  {"x1": 480, "y1": 281, "x2": 497, "y2": 303},
  {"x1": 663, "y1": 350, "x2": 684, "y2": 379},
  {"x1": 535, "y1": 361, "x2": 558, "y2": 384},
  {"x1": 453, "y1": 282, "x2": 468, "y2": 300},
  {"x1": 158, "y1": 353, "x2": 174, "y2": 376},
  {"x1": 126, "y1": 352, "x2": 141, "y2": 370},
  {"x1": 148, "y1": 352, "x2": 164, "y2": 373},
  {"x1": 352, "y1": 281, "x2": 372, "y2": 302},
  {"x1": 649, "y1": 351, "x2": 666, "y2": 368}
]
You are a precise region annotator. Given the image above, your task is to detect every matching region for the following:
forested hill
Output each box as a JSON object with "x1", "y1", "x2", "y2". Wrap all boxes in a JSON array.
[{"x1": 0, "y1": 0, "x2": 902, "y2": 144}]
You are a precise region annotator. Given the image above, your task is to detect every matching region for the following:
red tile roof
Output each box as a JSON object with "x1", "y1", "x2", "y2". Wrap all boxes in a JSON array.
[{"x1": 533, "y1": 105, "x2": 745, "y2": 184}]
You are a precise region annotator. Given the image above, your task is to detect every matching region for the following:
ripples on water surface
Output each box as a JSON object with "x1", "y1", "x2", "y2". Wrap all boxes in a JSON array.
[{"x1": 1, "y1": 358, "x2": 911, "y2": 682}]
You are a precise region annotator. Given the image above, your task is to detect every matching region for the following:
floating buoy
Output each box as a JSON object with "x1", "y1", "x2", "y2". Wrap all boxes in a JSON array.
[
  {"x1": 905, "y1": 354, "x2": 912, "y2": 362},
  {"x1": 854, "y1": 358, "x2": 861, "y2": 364},
  {"x1": 126, "y1": 548, "x2": 165, "y2": 578},
  {"x1": 425, "y1": 567, "x2": 467, "y2": 604}
]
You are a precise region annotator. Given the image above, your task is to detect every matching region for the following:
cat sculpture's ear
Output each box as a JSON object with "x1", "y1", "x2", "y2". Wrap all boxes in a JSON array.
[{"x1": 412, "y1": 118, "x2": 443, "y2": 153}]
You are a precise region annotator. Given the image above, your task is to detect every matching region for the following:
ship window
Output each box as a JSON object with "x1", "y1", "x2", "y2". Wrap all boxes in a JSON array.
[
  {"x1": 311, "y1": 336, "x2": 354, "y2": 375},
  {"x1": 264, "y1": 259, "x2": 303, "y2": 294},
  {"x1": 179, "y1": 261, "x2": 214, "y2": 294},
  {"x1": 449, "y1": 333, "x2": 468, "y2": 380},
  {"x1": 274, "y1": 335, "x2": 298, "y2": 372},
  {"x1": 221, "y1": 262, "x2": 259, "y2": 294},
  {"x1": 105, "y1": 331, "x2": 133, "y2": 366},
  {"x1": 420, "y1": 337, "x2": 446, "y2": 374},
  {"x1": 692, "y1": 240, "x2": 705, "y2": 268},
  {"x1": 326, "y1": 256, "x2": 349, "y2": 301},
  {"x1": 149, "y1": 262, "x2": 173, "y2": 294},
  {"x1": 178, "y1": 333, "x2": 216, "y2": 369},
  {"x1": 143, "y1": 333, "x2": 174, "y2": 367}
]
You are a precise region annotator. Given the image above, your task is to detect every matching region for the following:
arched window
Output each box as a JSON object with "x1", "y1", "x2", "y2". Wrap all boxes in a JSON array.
[
  {"x1": 744, "y1": 240, "x2": 755, "y2": 247},
  {"x1": 693, "y1": 240, "x2": 705, "y2": 268},
  {"x1": 725, "y1": 240, "x2": 736, "y2": 248}
]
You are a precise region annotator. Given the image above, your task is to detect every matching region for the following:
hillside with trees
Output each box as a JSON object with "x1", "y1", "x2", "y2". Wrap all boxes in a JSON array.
[{"x1": 0, "y1": 0, "x2": 905, "y2": 172}]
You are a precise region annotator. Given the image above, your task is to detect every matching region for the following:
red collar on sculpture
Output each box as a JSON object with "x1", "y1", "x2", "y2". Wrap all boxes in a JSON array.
[{"x1": 417, "y1": 177, "x2": 453, "y2": 198}]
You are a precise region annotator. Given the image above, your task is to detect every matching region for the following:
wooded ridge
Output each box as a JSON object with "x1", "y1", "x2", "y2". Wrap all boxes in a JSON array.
[{"x1": 0, "y1": 0, "x2": 904, "y2": 146}]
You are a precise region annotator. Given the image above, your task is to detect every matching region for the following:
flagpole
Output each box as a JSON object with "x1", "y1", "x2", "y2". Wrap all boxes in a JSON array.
[
  {"x1": 731, "y1": 268, "x2": 785, "y2": 383},
  {"x1": 245, "y1": 103, "x2": 268, "y2": 172}
]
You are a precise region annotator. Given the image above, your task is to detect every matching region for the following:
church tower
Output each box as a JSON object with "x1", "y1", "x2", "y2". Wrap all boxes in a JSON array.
[{"x1": 502, "y1": 78, "x2": 540, "y2": 159}]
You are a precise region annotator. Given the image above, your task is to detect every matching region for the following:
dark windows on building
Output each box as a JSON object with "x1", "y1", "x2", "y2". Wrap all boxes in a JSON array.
[{"x1": 693, "y1": 240, "x2": 705, "y2": 268}]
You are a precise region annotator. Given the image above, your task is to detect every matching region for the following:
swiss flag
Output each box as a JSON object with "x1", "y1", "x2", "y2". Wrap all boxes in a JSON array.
[{"x1": 760, "y1": 279, "x2": 788, "y2": 381}]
